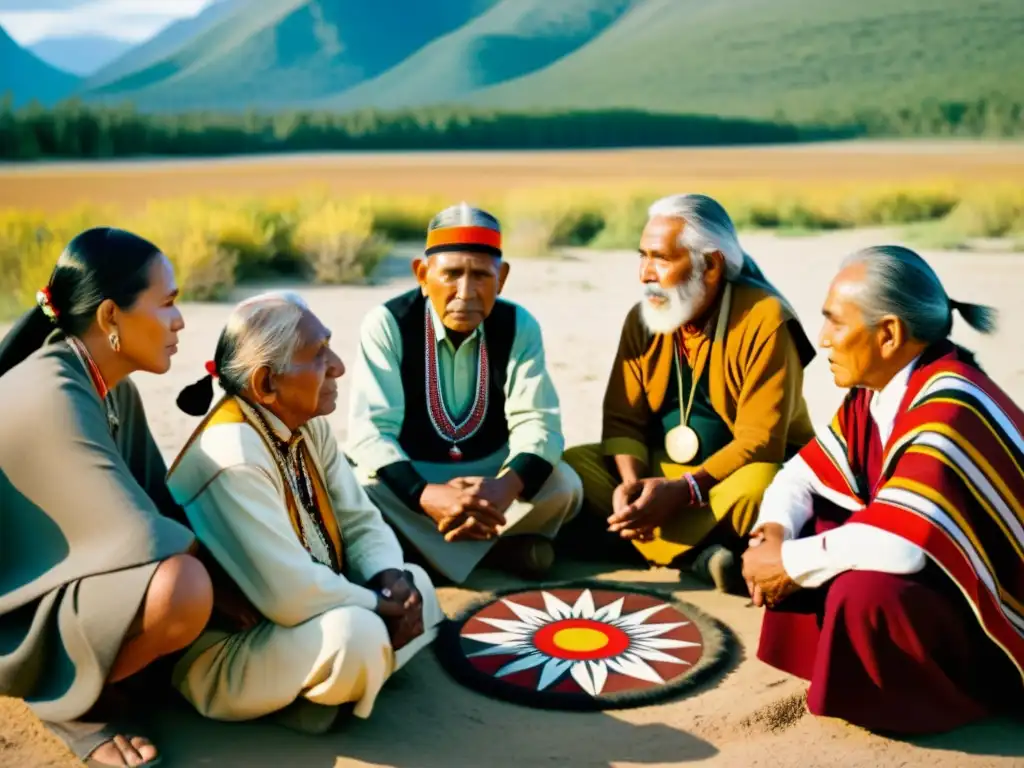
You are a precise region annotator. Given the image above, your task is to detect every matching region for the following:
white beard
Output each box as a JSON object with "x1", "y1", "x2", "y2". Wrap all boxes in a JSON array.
[{"x1": 639, "y1": 268, "x2": 709, "y2": 335}]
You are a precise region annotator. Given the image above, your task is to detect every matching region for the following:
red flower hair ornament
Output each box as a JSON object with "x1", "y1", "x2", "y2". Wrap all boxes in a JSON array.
[{"x1": 36, "y1": 286, "x2": 58, "y2": 323}]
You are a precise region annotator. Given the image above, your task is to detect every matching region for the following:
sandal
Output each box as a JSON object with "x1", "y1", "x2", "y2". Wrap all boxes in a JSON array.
[{"x1": 44, "y1": 720, "x2": 162, "y2": 767}]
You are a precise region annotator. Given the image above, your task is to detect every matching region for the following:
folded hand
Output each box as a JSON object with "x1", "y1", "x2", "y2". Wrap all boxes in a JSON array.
[
  {"x1": 420, "y1": 483, "x2": 505, "y2": 542},
  {"x1": 607, "y1": 478, "x2": 688, "y2": 540},
  {"x1": 741, "y1": 534, "x2": 800, "y2": 608},
  {"x1": 374, "y1": 570, "x2": 425, "y2": 650},
  {"x1": 448, "y1": 475, "x2": 521, "y2": 514}
]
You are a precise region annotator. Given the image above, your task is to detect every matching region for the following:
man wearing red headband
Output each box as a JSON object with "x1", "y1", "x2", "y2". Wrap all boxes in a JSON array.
[{"x1": 346, "y1": 203, "x2": 583, "y2": 583}]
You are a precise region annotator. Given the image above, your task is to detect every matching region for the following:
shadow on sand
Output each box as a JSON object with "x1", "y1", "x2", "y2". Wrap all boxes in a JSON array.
[
  {"x1": 146, "y1": 654, "x2": 719, "y2": 768},
  {"x1": 904, "y1": 718, "x2": 1024, "y2": 758}
]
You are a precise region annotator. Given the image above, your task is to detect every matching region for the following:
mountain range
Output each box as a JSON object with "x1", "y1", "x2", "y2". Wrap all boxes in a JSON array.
[
  {"x1": 2, "y1": 0, "x2": 1022, "y2": 120},
  {"x1": 28, "y1": 35, "x2": 134, "y2": 77},
  {"x1": 81, "y1": 0, "x2": 496, "y2": 110},
  {"x1": 82, "y1": 0, "x2": 244, "y2": 90},
  {"x1": 0, "y1": 26, "x2": 79, "y2": 106}
]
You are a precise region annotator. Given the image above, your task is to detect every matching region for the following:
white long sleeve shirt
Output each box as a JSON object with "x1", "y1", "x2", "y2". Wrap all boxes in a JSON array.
[
  {"x1": 168, "y1": 400, "x2": 406, "y2": 627},
  {"x1": 755, "y1": 359, "x2": 928, "y2": 588}
]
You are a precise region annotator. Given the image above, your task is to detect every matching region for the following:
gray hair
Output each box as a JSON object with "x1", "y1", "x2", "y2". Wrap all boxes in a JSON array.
[
  {"x1": 215, "y1": 290, "x2": 310, "y2": 395},
  {"x1": 647, "y1": 193, "x2": 745, "y2": 280},
  {"x1": 840, "y1": 245, "x2": 997, "y2": 342},
  {"x1": 426, "y1": 202, "x2": 503, "y2": 258},
  {"x1": 428, "y1": 201, "x2": 501, "y2": 232}
]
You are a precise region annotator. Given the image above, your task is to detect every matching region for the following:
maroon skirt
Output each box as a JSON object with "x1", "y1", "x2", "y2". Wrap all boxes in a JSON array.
[{"x1": 757, "y1": 508, "x2": 1022, "y2": 735}]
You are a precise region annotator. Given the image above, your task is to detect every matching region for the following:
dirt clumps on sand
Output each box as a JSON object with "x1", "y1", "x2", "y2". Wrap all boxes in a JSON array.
[{"x1": 737, "y1": 692, "x2": 809, "y2": 735}]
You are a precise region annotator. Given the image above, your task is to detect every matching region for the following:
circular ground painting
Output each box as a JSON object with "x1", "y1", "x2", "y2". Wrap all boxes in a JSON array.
[{"x1": 434, "y1": 582, "x2": 735, "y2": 711}]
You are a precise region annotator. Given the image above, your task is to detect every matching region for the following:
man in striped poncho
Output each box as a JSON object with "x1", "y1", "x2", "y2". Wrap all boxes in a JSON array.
[{"x1": 742, "y1": 245, "x2": 1023, "y2": 734}]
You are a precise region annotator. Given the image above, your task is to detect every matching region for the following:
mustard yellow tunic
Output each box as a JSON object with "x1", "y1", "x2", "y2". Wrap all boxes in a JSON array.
[{"x1": 565, "y1": 279, "x2": 816, "y2": 566}]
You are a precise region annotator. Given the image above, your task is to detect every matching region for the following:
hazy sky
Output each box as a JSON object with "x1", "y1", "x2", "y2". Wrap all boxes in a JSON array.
[{"x1": 0, "y1": 0, "x2": 215, "y2": 44}]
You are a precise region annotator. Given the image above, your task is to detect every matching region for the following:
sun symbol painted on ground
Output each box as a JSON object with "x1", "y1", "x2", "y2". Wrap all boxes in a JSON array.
[{"x1": 460, "y1": 588, "x2": 703, "y2": 696}]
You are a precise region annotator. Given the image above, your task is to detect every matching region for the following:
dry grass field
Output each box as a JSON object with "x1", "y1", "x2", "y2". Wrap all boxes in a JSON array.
[
  {"x1": 4, "y1": 140, "x2": 1024, "y2": 324},
  {"x1": 3, "y1": 140, "x2": 1024, "y2": 212}
]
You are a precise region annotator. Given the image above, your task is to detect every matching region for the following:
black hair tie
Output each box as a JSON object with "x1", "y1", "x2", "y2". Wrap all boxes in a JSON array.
[{"x1": 176, "y1": 361, "x2": 217, "y2": 416}]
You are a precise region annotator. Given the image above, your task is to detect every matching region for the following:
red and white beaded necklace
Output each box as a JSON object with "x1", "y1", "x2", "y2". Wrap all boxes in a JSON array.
[
  {"x1": 423, "y1": 304, "x2": 489, "y2": 461},
  {"x1": 66, "y1": 335, "x2": 120, "y2": 436}
]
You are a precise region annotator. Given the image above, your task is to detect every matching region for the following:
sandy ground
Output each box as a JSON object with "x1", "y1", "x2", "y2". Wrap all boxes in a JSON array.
[
  {"x1": 3, "y1": 141, "x2": 1024, "y2": 212},
  {"x1": 1, "y1": 228, "x2": 1022, "y2": 767}
]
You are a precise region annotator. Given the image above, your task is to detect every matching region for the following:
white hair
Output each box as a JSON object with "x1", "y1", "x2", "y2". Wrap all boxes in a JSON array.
[
  {"x1": 216, "y1": 290, "x2": 310, "y2": 394},
  {"x1": 647, "y1": 193, "x2": 745, "y2": 280},
  {"x1": 840, "y1": 245, "x2": 996, "y2": 341}
]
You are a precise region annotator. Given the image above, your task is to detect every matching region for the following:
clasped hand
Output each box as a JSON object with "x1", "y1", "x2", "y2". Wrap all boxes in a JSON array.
[
  {"x1": 740, "y1": 523, "x2": 801, "y2": 608},
  {"x1": 607, "y1": 477, "x2": 690, "y2": 541},
  {"x1": 372, "y1": 569, "x2": 424, "y2": 651},
  {"x1": 420, "y1": 475, "x2": 520, "y2": 542}
]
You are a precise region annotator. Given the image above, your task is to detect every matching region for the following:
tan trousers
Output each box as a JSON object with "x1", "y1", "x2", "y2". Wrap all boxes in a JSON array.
[
  {"x1": 172, "y1": 564, "x2": 442, "y2": 722},
  {"x1": 360, "y1": 454, "x2": 583, "y2": 584},
  {"x1": 562, "y1": 443, "x2": 780, "y2": 566}
]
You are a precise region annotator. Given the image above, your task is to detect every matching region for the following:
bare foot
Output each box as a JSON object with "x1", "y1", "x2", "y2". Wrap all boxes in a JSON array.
[{"x1": 89, "y1": 735, "x2": 159, "y2": 767}]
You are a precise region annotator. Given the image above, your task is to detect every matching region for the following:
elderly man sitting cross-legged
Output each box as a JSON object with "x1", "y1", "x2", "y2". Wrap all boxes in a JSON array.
[
  {"x1": 346, "y1": 203, "x2": 583, "y2": 585},
  {"x1": 744, "y1": 245, "x2": 1024, "y2": 735},
  {"x1": 167, "y1": 291, "x2": 442, "y2": 733},
  {"x1": 562, "y1": 193, "x2": 816, "y2": 592}
]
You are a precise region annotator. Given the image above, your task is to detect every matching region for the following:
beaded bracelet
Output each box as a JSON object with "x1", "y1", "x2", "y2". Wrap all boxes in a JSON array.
[{"x1": 682, "y1": 473, "x2": 706, "y2": 507}]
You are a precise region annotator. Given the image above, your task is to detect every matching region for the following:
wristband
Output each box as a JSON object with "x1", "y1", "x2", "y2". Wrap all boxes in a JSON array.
[{"x1": 682, "y1": 473, "x2": 705, "y2": 507}]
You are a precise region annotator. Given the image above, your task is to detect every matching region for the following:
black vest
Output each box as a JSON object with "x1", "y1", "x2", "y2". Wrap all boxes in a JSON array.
[{"x1": 384, "y1": 290, "x2": 516, "y2": 462}]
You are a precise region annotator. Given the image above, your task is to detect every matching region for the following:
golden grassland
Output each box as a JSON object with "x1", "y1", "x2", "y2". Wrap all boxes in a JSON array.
[
  {"x1": 4, "y1": 142, "x2": 1024, "y2": 211},
  {"x1": 2, "y1": 142, "x2": 1023, "y2": 320}
]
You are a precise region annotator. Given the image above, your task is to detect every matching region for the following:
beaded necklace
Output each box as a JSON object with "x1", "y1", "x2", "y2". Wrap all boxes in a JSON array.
[
  {"x1": 66, "y1": 336, "x2": 120, "y2": 437},
  {"x1": 423, "y1": 304, "x2": 489, "y2": 461},
  {"x1": 244, "y1": 402, "x2": 340, "y2": 573}
]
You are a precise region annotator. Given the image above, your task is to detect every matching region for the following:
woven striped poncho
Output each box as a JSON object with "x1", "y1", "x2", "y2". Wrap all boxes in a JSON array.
[{"x1": 800, "y1": 341, "x2": 1024, "y2": 680}]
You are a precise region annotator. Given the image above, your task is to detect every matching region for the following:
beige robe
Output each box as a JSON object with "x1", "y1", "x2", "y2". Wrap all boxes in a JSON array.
[{"x1": 166, "y1": 397, "x2": 442, "y2": 721}]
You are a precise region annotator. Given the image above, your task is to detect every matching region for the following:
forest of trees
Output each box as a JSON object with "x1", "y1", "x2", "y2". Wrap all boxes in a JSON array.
[{"x1": 0, "y1": 94, "x2": 1020, "y2": 161}]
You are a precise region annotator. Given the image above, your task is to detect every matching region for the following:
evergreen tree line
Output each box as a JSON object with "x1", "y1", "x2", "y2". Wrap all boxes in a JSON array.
[{"x1": 0, "y1": 93, "x2": 1020, "y2": 160}]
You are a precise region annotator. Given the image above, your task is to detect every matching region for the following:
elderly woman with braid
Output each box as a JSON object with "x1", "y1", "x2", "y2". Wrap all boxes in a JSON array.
[
  {"x1": 168, "y1": 290, "x2": 442, "y2": 734},
  {"x1": 0, "y1": 228, "x2": 212, "y2": 768}
]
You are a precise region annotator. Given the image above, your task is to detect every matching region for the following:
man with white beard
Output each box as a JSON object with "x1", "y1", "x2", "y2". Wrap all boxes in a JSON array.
[{"x1": 562, "y1": 194, "x2": 817, "y2": 592}]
